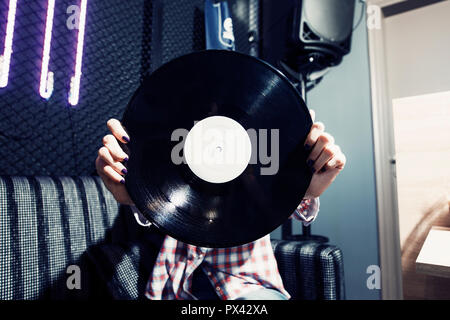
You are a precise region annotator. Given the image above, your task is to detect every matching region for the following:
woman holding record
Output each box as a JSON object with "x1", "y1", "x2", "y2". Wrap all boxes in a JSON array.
[{"x1": 95, "y1": 109, "x2": 345, "y2": 300}]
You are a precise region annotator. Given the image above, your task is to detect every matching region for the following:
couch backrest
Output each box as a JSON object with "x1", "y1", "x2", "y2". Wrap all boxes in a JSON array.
[
  {"x1": 0, "y1": 175, "x2": 345, "y2": 300},
  {"x1": 0, "y1": 176, "x2": 120, "y2": 299}
]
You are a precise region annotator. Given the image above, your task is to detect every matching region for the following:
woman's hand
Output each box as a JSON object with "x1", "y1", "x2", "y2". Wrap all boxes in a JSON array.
[
  {"x1": 96, "y1": 112, "x2": 345, "y2": 204},
  {"x1": 95, "y1": 119, "x2": 134, "y2": 205},
  {"x1": 303, "y1": 110, "x2": 346, "y2": 199}
]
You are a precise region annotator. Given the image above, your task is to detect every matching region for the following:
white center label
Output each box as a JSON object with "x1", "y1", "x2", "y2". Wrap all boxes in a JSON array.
[{"x1": 183, "y1": 116, "x2": 252, "y2": 183}]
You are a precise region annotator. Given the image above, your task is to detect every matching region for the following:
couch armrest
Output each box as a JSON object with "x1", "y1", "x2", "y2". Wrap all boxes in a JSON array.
[{"x1": 271, "y1": 239, "x2": 345, "y2": 300}]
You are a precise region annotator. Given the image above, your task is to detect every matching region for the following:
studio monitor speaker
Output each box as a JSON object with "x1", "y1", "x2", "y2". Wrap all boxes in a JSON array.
[{"x1": 261, "y1": 0, "x2": 355, "y2": 74}]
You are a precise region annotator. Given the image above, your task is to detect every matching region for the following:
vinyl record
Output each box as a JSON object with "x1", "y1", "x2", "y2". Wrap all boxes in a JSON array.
[{"x1": 121, "y1": 50, "x2": 312, "y2": 248}]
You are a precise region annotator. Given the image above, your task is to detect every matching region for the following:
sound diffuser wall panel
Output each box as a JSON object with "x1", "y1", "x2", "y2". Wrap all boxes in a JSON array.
[
  {"x1": 0, "y1": 0, "x2": 150, "y2": 175},
  {"x1": 0, "y1": 0, "x2": 260, "y2": 176}
]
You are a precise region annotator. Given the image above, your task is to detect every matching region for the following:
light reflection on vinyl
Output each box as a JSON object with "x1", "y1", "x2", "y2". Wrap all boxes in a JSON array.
[{"x1": 122, "y1": 50, "x2": 312, "y2": 248}]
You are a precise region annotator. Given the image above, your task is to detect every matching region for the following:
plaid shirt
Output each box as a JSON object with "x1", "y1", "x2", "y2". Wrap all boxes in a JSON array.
[{"x1": 132, "y1": 198, "x2": 319, "y2": 300}]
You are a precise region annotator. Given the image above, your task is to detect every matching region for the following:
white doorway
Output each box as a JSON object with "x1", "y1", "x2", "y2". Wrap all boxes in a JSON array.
[{"x1": 368, "y1": 0, "x2": 450, "y2": 299}]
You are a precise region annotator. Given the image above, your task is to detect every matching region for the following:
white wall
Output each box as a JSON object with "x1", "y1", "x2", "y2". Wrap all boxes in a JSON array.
[
  {"x1": 384, "y1": 1, "x2": 450, "y2": 99},
  {"x1": 392, "y1": 91, "x2": 450, "y2": 247},
  {"x1": 383, "y1": 0, "x2": 450, "y2": 299}
]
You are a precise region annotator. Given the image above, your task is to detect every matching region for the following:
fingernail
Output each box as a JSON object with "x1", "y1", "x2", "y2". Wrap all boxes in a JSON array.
[
  {"x1": 311, "y1": 166, "x2": 316, "y2": 173},
  {"x1": 320, "y1": 167, "x2": 327, "y2": 173},
  {"x1": 123, "y1": 156, "x2": 129, "y2": 162},
  {"x1": 306, "y1": 159, "x2": 314, "y2": 167},
  {"x1": 123, "y1": 136, "x2": 130, "y2": 143},
  {"x1": 121, "y1": 168, "x2": 128, "y2": 175},
  {"x1": 304, "y1": 144, "x2": 311, "y2": 151},
  {"x1": 120, "y1": 179, "x2": 125, "y2": 185}
]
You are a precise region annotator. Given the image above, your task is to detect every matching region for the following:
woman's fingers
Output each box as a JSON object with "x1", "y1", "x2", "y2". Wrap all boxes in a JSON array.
[
  {"x1": 99, "y1": 119, "x2": 130, "y2": 185},
  {"x1": 107, "y1": 118, "x2": 130, "y2": 144},
  {"x1": 307, "y1": 131, "x2": 334, "y2": 163},
  {"x1": 325, "y1": 147, "x2": 346, "y2": 171},
  {"x1": 98, "y1": 146, "x2": 127, "y2": 176},
  {"x1": 304, "y1": 121, "x2": 325, "y2": 151},
  {"x1": 103, "y1": 165, "x2": 126, "y2": 184},
  {"x1": 312, "y1": 144, "x2": 338, "y2": 173},
  {"x1": 304, "y1": 113, "x2": 344, "y2": 174},
  {"x1": 101, "y1": 161, "x2": 125, "y2": 184},
  {"x1": 309, "y1": 109, "x2": 315, "y2": 122},
  {"x1": 102, "y1": 134, "x2": 128, "y2": 161},
  {"x1": 95, "y1": 157, "x2": 124, "y2": 183},
  {"x1": 96, "y1": 120, "x2": 135, "y2": 206}
]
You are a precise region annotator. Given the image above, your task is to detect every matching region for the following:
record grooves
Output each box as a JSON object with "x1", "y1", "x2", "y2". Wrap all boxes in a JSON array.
[{"x1": 122, "y1": 50, "x2": 312, "y2": 248}]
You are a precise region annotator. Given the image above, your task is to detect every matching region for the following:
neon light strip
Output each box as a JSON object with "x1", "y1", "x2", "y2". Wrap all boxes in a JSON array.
[
  {"x1": 68, "y1": 0, "x2": 87, "y2": 106},
  {"x1": 39, "y1": 0, "x2": 55, "y2": 99},
  {"x1": 0, "y1": 0, "x2": 18, "y2": 88}
]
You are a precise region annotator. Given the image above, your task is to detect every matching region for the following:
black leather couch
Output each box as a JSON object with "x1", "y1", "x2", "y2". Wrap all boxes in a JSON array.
[{"x1": 0, "y1": 176, "x2": 344, "y2": 300}]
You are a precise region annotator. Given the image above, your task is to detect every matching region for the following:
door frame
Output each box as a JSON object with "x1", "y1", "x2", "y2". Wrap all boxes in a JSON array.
[{"x1": 366, "y1": 0, "x2": 403, "y2": 300}]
